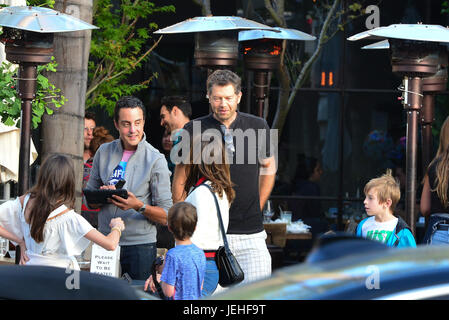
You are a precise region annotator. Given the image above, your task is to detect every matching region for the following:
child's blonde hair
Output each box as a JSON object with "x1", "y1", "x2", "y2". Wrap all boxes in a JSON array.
[{"x1": 364, "y1": 169, "x2": 401, "y2": 213}]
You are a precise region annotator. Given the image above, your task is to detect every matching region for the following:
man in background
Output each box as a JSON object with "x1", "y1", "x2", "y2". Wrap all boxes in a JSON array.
[{"x1": 84, "y1": 111, "x2": 96, "y2": 163}]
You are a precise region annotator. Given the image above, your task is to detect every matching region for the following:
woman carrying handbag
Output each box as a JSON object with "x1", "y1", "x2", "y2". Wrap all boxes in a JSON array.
[{"x1": 182, "y1": 138, "x2": 236, "y2": 296}]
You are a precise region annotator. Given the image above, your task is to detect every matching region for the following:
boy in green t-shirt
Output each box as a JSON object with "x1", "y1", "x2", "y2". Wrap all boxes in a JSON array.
[{"x1": 355, "y1": 171, "x2": 416, "y2": 248}]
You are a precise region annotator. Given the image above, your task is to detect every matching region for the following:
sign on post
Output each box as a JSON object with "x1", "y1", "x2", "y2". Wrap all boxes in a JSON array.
[{"x1": 90, "y1": 244, "x2": 121, "y2": 278}]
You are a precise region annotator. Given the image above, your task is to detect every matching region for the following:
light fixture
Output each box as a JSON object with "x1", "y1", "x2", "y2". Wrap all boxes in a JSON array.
[
  {"x1": 0, "y1": 6, "x2": 97, "y2": 197},
  {"x1": 361, "y1": 38, "x2": 448, "y2": 183},
  {"x1": 349, "y1": 23, "x2": 449, "y2": 233},
  {"x1": 238, "y1": 27, "x2": 316, "y2": 117},
  {"x1": 154, "y1": 16, "x2": 276, "y2": 69}
]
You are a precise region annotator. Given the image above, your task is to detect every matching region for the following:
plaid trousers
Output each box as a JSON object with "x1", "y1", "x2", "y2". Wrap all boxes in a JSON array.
[{"x1": 227, "y1": 230, "x2": 272, "y2": 285}]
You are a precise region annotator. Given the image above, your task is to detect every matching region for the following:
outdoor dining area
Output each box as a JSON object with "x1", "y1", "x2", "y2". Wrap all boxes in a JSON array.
[{"x1": 0, "y1": 1, "x2": 448, "y2": 304}]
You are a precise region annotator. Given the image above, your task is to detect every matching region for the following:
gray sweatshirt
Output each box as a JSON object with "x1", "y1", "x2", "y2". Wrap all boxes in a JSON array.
[{"x1": 86, "y1": 134, "x2": 173, "y2": 245}]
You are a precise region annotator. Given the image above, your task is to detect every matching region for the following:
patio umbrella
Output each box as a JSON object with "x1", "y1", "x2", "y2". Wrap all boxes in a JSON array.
[{"x1": 0, "y1": 123, "x2": 38, "y2": 184}]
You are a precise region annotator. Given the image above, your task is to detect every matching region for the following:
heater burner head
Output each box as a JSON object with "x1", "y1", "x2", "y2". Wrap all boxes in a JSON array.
[
  {"x1": 241, "y1": 39, "x2": 282, "y2": 70},
  {"x1": 390, "y1": 39, "x2": 439, "y2": 77},
  {"x1": 1, "y1": 27, "x2": 54, "y2": 64},
  {"x1": 194, "y1": 31, "x2": 238, "y2": 68},
  {"x1": 423, "y1": 48, "x2": 448, "y2": 92},
  {"x1": 1, "y1": 27, "x2": 54, "y2": 47}
]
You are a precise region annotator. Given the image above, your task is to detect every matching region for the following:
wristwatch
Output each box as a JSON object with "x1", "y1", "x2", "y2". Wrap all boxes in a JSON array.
[{"x1": 138, "y1": 203, "x2": 146, "y2": 214}]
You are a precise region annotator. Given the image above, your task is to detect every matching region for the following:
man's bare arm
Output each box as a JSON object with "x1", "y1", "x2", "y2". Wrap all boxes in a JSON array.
[
  {"x1": 259, "y1": 156, "x2": 276, "y2": 211},
  {"x1": 172, "y1": 164, "x2": 188, "y2": 203}
]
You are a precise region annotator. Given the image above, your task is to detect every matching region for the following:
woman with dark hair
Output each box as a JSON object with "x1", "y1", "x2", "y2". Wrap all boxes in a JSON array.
[
  {"x1": 182, "y1": 137, "x2": 235, "y2": 296},
  {"x1": 421, "y1": 116, "x2": 449, "y2": 245},
  {"x1": 0, "y1": 154, "x2": 125, "y2": 269}
]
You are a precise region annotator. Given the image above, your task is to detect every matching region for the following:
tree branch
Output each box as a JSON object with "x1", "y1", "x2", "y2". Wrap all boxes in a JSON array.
[
  {"x1": 85, "y1": 36, "x2": 162, "y2": 98},
  {"x1": 272, "y1": 0, "x2": 341, "y2": 133},
  {"x1": 264, "y1": 0, "x2": 285, "y2": 27}
]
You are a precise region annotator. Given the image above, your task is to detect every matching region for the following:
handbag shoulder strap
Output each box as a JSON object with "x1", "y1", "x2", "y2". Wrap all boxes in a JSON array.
[{"x1": 201, "y1": 183, "x2": 229, "y2": 249}]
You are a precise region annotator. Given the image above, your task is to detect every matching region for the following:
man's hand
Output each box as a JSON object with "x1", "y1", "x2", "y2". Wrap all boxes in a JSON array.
[{"x1": 110, "y1": 191, "x2": 142, "y2": 211}]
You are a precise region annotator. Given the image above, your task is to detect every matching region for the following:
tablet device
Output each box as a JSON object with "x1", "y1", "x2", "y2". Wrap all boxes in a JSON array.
[{"x1": 83, "y1": 189, "x2": 128, "y2": 204}]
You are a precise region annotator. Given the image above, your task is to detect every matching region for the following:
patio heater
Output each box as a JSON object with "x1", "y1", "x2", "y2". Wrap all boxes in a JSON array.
[
  {"x1": 420, "y1": 49, "x2": 447, "y2": 172},
  {"x1": 362, "y1": 40, "x2": 448, "y2": 173},
  {"x1": 349, "y1": 24, "x2": 449, "y2": 234},
  {"x1": 154, "y1": 16, "x2": 276, "y2": 69},
  {"x1": 0, "y1": 6, "x2": 97, "y2": 263},
  {"x1": 154, "y1": 16, "x2": 277, "y2": 82},
  {"x1": 238, "y1": 27, "x2": 316, "y2": 117}
]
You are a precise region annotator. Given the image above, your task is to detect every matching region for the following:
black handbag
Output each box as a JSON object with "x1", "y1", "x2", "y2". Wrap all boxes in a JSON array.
[{"x1": 202, "y1": 184, "x2": 244, "y2": 287}]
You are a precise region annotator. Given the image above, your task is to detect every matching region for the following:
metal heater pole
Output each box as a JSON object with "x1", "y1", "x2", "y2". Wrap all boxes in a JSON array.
[
  {"x1": 16, "y1": 63, "x2": 37, "y2": 264},
  {"x1": 253, "y1": 71, "x2": 268, "y2": 118},
  {"x1": 403, "y1": 76, "x2": 423, "y2": 236},
  {"x1": 421, "y1": 94, "x2": 435, "y2": 174}
]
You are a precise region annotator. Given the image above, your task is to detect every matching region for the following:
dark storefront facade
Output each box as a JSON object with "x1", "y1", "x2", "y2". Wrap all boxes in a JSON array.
[{"x1": 93, "y1": 0, "x2": 449, "y2": 241}]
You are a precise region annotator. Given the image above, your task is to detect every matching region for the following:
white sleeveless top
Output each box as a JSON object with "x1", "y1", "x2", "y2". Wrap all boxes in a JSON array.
[
  {"x1": 0, "y1": 194, "x2": 94, "y2": 270},
  {"x1": 185, "y1": 182, "x2": 230, "y2": 251}
]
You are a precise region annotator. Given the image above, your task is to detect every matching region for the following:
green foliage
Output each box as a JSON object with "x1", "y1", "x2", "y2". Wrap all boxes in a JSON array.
[
  {"x1": 26, "y1": 0, "x2": 55, "y2": 7},
  {"x1": 86, "y1": 0, "x2": 175, "y2": 116},
  {"x1": 442, "y1": 1, "x2": 449, "y2": 14},
  {"x1": 0, "y1": 59, "x2": 67, "y2": 129}
]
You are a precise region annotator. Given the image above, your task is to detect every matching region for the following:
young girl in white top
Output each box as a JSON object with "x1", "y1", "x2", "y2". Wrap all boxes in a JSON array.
[
  {"x1": 0, "y1": 153, "x2": 125, "y2": 269},
  {"x1": 182, "y1": 137, "x2": 235, "y2": 296}
]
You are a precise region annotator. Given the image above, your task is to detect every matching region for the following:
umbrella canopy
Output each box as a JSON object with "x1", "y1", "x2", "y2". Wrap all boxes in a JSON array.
[
  {"x1": 238, "y1": 27, "x2": 316, "y2": 42},
  {"x1": 0, "y1": 123, "x2": 37, "y2": 183},
  {"x1": 348, "y1": 24, "x2": 449, "y2": 43},
  {"x1": 154, "y1": 16, "x2": 277, "y2": 34},
  {"x1": 0, "y1": 6, "x2": 98, "y2": 33}
]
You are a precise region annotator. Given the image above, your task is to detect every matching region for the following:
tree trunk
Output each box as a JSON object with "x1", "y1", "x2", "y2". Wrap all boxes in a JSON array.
[{"x1": 41, "y1": 0, "x2": 93, "y2": 213}]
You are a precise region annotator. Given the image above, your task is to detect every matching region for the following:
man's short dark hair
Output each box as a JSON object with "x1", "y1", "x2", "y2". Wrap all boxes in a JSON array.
[
  {"x1": 161, "y1": 96, "x2": 192, "y2": 119},
  {"x1": 85, "y1": 111, "x2": 96, "y2": 122},
  {"x1": 114, "y1": 96, "x2": 147, "y2": 123},
  {"x1": 167, "y1": 202, "x2": 197, "y2": 241},
  {"x1": 207, "y1": 69, "x2": 242, "y2": 95}
]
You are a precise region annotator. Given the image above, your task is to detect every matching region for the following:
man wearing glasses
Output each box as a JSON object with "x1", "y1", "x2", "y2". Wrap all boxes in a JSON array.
[{"x1": 172, "y1": 69, "x2": 277, "y2": 285}]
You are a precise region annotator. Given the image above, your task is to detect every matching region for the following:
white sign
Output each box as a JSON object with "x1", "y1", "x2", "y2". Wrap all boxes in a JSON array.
[{"x1": 90, "y1": 244, "x2": 121, "y2": 278}]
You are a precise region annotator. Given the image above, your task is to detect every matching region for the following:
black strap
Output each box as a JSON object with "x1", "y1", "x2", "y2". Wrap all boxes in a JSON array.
[{"x1": 201, "y1": 183, "x2": 230, "y2": 249}]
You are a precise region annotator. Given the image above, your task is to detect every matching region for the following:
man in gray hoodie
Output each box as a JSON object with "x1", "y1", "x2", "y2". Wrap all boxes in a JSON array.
[{"x1": 86, "y1": 96, "x2": 173, "y2": 280}]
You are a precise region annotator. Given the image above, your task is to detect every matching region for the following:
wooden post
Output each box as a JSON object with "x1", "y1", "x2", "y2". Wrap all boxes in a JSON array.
[{"x1": 41, "y1": 0, "x2": 93, "y2": 213}]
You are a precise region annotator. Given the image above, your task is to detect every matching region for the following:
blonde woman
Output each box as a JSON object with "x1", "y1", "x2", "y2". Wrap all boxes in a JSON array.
[{"x1": 421, "y1": 116, "x2": 449, "y2": 245}]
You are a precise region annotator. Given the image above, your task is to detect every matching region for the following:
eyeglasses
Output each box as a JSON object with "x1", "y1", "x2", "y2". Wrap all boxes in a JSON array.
[
  {"x1": 84, "y1": 127, "x2": 95, "y2": 132},
  {"x1": 209, "y1": 95, "x2": 237, "y2": 103},
  {"x1": 220, "y1": 125, "x2": 235, "y2": 158}
]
